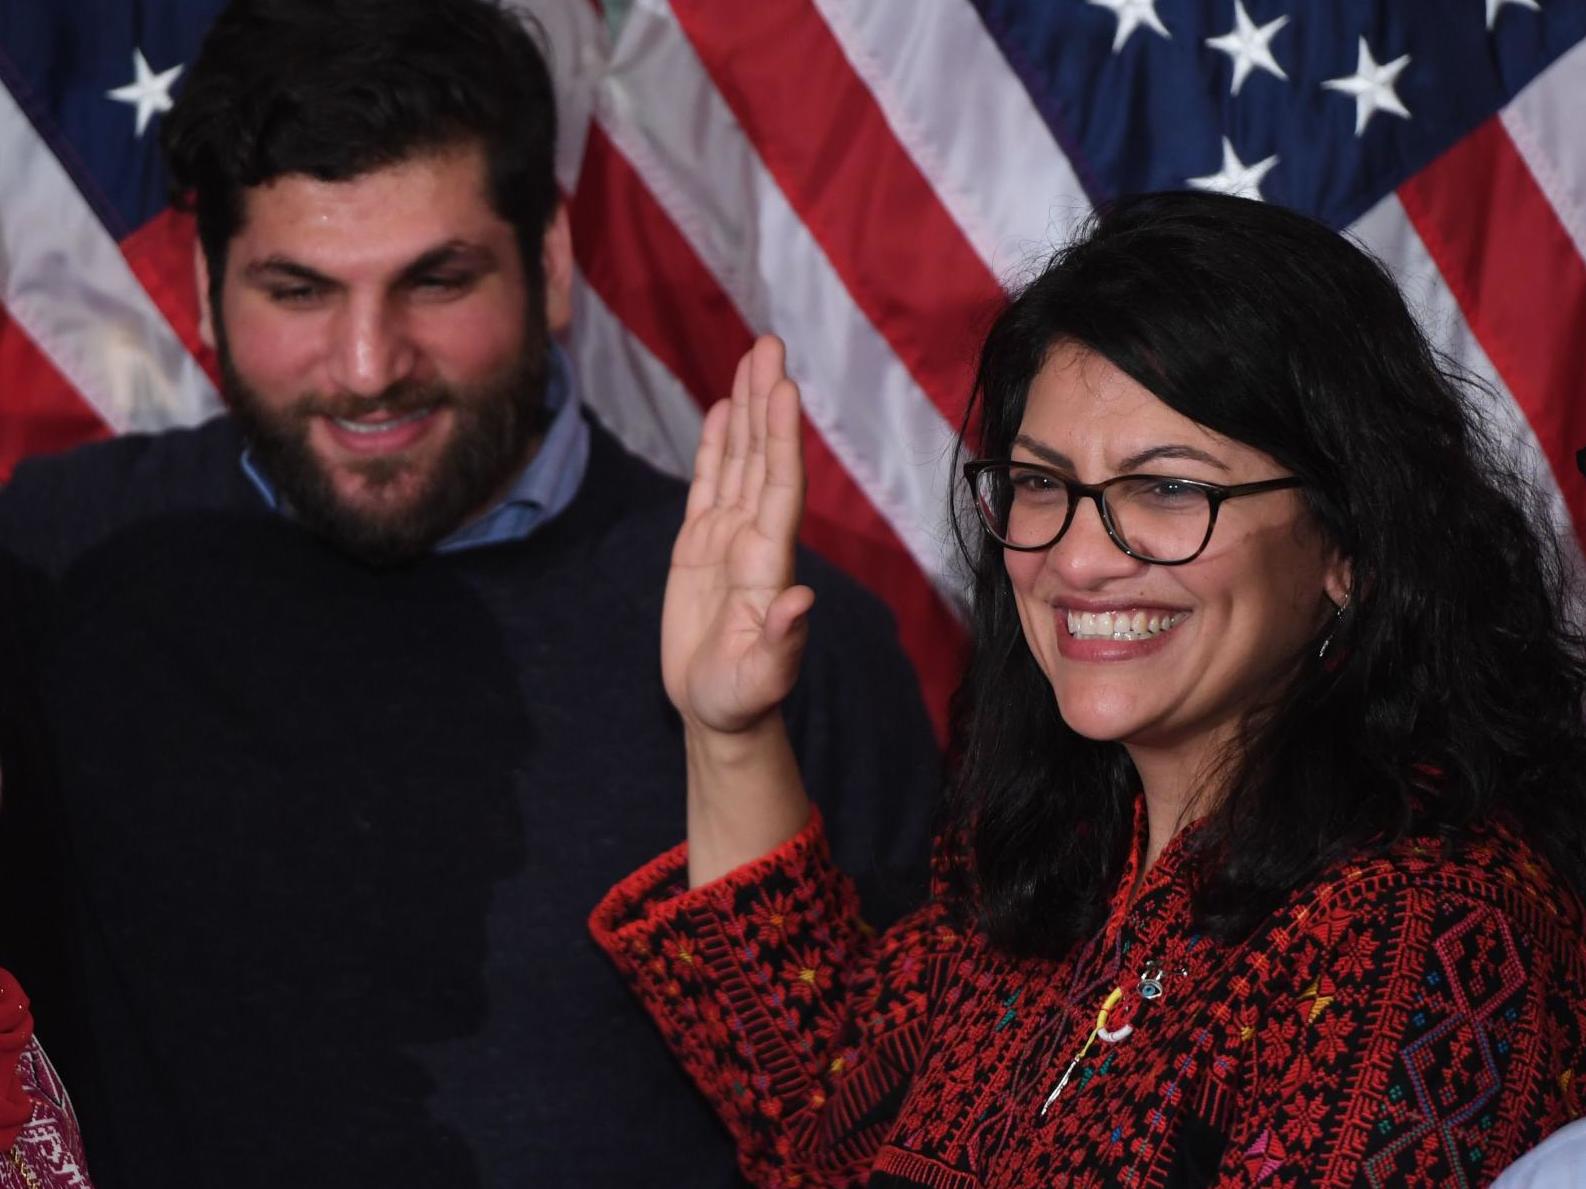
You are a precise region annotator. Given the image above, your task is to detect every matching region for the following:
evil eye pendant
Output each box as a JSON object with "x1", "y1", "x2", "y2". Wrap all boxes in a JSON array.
[{"x1": 1138, "y1": 966, "x2": 1165, "y2": 1001}]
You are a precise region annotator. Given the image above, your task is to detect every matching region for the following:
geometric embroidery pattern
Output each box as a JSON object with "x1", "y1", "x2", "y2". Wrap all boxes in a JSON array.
[{"x1": 592, "y1": 806, "x2": 1586, "y2": 1187}]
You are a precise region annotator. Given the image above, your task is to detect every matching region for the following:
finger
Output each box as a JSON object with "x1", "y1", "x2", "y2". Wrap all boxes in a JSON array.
[
  {"x1": 744, "y1": 586, "x2": 814, "y2": 704},
  {"x1": 685, "y1": 399, "x2": 731, "y2": 519},
  {"x1": 739, "y1": 336, "x2": 784, "y2": 512},
  {"x1": 762, "y1": 584, "x2": 815, "y2": 648},
  {"x1": 717, "y1": 351, "x2": 752, "y2": 508},
  {"x1": 740, "y1": 352, "x2": 772, "y2": 513},
  {"x1": 746, "y1": 334, "x2": 787, "y2": 400},
  {"x1": 756, "y1": 376, "x2": 806, "y2": 548}
]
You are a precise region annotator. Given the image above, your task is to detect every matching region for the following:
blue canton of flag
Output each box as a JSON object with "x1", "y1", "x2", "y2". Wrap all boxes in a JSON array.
[
  {"x1": 0, "y1": 1, "x2": 230, "y2": 235},
  {"x1": 974, "y1": 0, "x2": 1586, "y2": 225}
]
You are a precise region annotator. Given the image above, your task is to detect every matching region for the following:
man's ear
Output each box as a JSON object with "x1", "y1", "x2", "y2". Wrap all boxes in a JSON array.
[
  {"x1": 194, "y1": 239, "x2": 216, "y2": 350},
  {"x1": 541, "y1": 202, "x2": 573, "y2": 337}
]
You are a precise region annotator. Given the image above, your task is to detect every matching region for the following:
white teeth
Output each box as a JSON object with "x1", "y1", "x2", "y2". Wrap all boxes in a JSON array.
[
  {"x1": 332, "y1": 407, "x2": 433, "y2": 435},
  {"x1": 1064, "y1": 609, "x2": 1187, "y2": 641}
]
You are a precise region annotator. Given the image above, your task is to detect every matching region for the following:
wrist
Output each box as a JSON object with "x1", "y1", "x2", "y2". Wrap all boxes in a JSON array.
[
  {"x1": 682, "y1": 713, "x2": 787, "y2": 769},
  {"x1": 683, "y1": 713, "x2": 812, "y2": 887}
]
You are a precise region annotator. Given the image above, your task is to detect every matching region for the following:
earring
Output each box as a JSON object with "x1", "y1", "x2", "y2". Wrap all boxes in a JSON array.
[{"x1": 1317, "y1": 595, "x2": 1350, "y2": 660}]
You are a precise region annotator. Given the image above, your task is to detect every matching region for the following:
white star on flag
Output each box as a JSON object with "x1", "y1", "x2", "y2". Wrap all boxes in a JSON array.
[
  {"x1": 1205, "y1": 1, "x2": 1288, "y2": 95},
  {"x1": 1487, "y1": 0, "x2": 1541, "y2": 29},
  {"x1": 106, "y1": 49, "x2": 183, "y2": 138},
  {"x1": 1088, "y1": 0, "x2": 1171, "y2": 53},
  {"x1": 1188, "y1": 137, "x2": 1278, "y2": 200},
  {"x1": 1323, "y1": 37, "x2": 1412, "y2": 137}
]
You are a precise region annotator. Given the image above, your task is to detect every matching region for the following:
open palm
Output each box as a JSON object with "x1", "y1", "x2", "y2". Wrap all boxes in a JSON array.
[{"x1": 662, "y1": 335, "x2": 814, "y2": 735}]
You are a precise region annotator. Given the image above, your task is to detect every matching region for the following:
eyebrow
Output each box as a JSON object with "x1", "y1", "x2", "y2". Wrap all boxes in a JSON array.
[
  {"x1": 396, "y1": 240, "x2": 498, "y2": 283},
  {"x1": 1116, "y1": 444, "x2": 1231, "y2": 474},
  {"x1": 1011, "y1": 436, "x2": 1075, "y2": 470},
  {"x1": 1011, "y1": 435, "x2": 1232, "y2": 475},
  {"x1": 239, "y1": 240, "x2": 498, "y2": 289},
  {"x1": 241, "y1": 257, "x2": 335, "y2": 287}
]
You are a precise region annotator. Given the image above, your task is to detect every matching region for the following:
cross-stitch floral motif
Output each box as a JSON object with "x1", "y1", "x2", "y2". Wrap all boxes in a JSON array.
[{"x1": 592, "y1": 804, "x2": 1586, "y2": 1187}]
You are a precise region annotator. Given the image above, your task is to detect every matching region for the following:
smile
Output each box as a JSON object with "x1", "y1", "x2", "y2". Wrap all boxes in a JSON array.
[
  {"x1": 331, "y1": 406, "x2": 437, "y2": 435},
  {"x1": 1065, "y1": 609, "x2": 1188, "y2": 642}
]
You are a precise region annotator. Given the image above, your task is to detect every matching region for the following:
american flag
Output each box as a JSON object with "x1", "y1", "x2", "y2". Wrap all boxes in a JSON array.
[{"x1": 2, "y1": 0, "x2": 1584, "y2": 737}]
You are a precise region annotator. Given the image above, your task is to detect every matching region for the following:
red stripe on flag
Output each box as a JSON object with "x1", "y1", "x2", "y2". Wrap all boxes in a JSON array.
[
  {"x1": 571, "y1": 124, "x2": 965, "y2": 740},
  {"x1": 0, "y1": 303, "x2": 110, "y2": 479},
  {"x1": 669, "y1": 0, "x2": 1005, "y2": 427},
  {"x1": 799, "y1": 442, "x2": 969, "y2": 743},
  {"x1": 1398, "y1": 118, "x2": 1586, "y2": 549},
  {"x1": 120, "y1": 208, "x2": 221, "y2": 387},
  {"x1": 570, "y1": 125, "x2": 747, "y2": 410}
]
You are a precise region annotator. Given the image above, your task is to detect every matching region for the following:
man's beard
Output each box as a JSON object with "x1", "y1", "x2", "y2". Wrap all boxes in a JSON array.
[{"x1": 222, "y1": 341, "x2": 548, "y2": 566}]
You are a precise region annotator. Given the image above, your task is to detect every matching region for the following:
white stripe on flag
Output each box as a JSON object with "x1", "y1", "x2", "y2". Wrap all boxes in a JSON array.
[
  {"x1": 1500, "y1": 36, "x2": 1586, "y2": 271},
  {"x1": 812, "y1": 0, "x2": 1092, "y2": 286},
  {"x1": 602, "y1": 0, "x2": 963, "y2": 595},
  {"x1": 1348, "y1": 191, "x2": 1586, "y2": 581},
  {"x1": 569, "y1": 269, "x2": 701, "y2": 478},
  {"x1": 0, "y1": 89, "x2": 217, "y2": 434},
  {"x1": 506, "y1": 0, "x2": 610, "y2": 194}
]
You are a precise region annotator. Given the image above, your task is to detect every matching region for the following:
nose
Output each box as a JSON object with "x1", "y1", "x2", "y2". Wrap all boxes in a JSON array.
[
  {"x1": 326, "y1": 294, "x2": 417, "y2": 397},
  {"x1": 1042, "y1": 492, "x2": 1147, "y2": 586}
]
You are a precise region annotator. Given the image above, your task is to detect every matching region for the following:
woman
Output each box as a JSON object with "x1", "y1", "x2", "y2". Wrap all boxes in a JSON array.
[{"x1": 591, "y1": 192, "x2": 1586, "y2": 1186}]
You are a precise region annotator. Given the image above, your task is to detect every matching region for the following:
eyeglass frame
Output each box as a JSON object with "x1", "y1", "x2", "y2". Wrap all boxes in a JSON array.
[{"x1": 962, "y1": 459, "x2": 1308, "y2": 566}]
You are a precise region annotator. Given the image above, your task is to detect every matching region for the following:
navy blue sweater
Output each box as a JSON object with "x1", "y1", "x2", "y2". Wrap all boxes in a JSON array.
[{"x1": 0, "y1": 415, "x2": 939, "y2": 1188}]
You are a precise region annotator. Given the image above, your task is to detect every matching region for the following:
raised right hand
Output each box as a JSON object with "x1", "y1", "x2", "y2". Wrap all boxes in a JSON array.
[{"x1": 661, "y1": 335, "x2": 815, "y2": 737}]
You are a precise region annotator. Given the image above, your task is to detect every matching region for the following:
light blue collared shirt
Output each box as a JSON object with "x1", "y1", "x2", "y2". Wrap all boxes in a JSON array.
[{"x1": 241, "y1": 344, "x2": 590, "y2": 553}]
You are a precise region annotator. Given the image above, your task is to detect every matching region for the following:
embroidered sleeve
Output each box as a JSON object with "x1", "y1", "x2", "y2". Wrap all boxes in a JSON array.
[
  {"x1": 0, "y1": 970, "x2": 93, "y2": 1189},
  {"x1": 0, "y1": 970, "x2": 33, "y2": 1153},
  {"x1": 1212, "y1": 882, "x2": 1585, "y2": 1188},
  {"x1": 0, "y1": 1041, "x2": 93, "y2": 1189},
  {"x1": 589, "y1": 810, "x2": 964, "y2": 1187}
]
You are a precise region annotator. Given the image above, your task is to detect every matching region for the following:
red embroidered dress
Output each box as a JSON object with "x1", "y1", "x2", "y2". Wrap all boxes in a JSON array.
[{"x1": 591, "y1": 804, "x2": 1586, "y2": 1188}]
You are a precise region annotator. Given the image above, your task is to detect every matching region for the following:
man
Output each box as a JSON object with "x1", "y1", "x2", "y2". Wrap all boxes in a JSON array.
[{"x1": 0, "y1": 1, "x2": 939, "y2": 1185}]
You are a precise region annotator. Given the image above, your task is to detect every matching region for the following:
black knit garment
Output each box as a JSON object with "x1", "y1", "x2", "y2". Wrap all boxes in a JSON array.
[{"x1": 0, "y1": 415, "x2": 939, "y2": 1188}]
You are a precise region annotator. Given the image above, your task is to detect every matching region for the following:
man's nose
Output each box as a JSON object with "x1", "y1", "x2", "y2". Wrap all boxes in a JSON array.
[{"x1": 327, "y1": 297, "x2": 417, "y2": 397}]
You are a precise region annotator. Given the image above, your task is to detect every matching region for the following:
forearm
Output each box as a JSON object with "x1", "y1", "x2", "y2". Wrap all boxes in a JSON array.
[{"x1": 685, "y1": 714, "x2": 812, "y2": 887}]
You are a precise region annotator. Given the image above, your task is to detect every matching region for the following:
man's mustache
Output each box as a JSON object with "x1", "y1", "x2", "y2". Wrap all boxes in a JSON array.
[{"x1": 293, "y1": 384, "x2": 456, "y2": 422}]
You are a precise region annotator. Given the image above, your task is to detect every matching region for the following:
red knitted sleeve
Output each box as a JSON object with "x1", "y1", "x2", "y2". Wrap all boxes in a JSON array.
[
  {"x1": 589, "y1": 810, "x2": 965, "y2": 1187},
  {"x1": 1206, "y1": 880, "x2": 1586, "y2": 1188}
]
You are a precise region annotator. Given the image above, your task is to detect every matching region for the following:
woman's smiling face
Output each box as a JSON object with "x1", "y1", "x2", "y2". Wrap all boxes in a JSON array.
[{"x1": 1003, "y1": 343, "x2": 1351, "y2": 758}]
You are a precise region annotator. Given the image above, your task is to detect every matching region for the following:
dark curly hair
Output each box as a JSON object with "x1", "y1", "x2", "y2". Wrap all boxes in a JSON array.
[
  {"x1": 162, "y1": 0, "x2": 558, "y2": 306},
  {"x1": 946, "y1": 190, "x2": 1586, "y2": 957}
]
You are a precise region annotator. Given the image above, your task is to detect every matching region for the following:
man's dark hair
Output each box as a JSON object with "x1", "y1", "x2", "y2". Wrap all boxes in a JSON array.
[
  {"x1": 163, "y1": 0, "x2": 558, "y2": 302},
  {"x1": 946, "y1": 190, "x2": 1586, "y2": 957}
]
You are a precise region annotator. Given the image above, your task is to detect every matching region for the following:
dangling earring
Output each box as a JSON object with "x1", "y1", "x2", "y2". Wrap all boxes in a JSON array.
[{"x1": 1318, "y1": 595, "x2": 1350, "y2": 660}]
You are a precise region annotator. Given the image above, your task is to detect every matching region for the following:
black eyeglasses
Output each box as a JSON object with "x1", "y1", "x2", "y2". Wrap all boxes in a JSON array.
[{"x1": 964, "y1": 460, "x2": 1307, "y2": 565}]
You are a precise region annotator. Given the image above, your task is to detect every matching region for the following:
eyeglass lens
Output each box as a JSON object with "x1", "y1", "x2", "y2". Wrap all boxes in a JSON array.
[{"x1": 975, "y1": 466, "x2": 1213, "y2": 563}]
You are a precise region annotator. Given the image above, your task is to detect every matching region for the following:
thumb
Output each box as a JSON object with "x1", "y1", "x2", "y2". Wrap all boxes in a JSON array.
[{"x1": 762, "y1": 585, "x2": 815, "y2": 649}]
